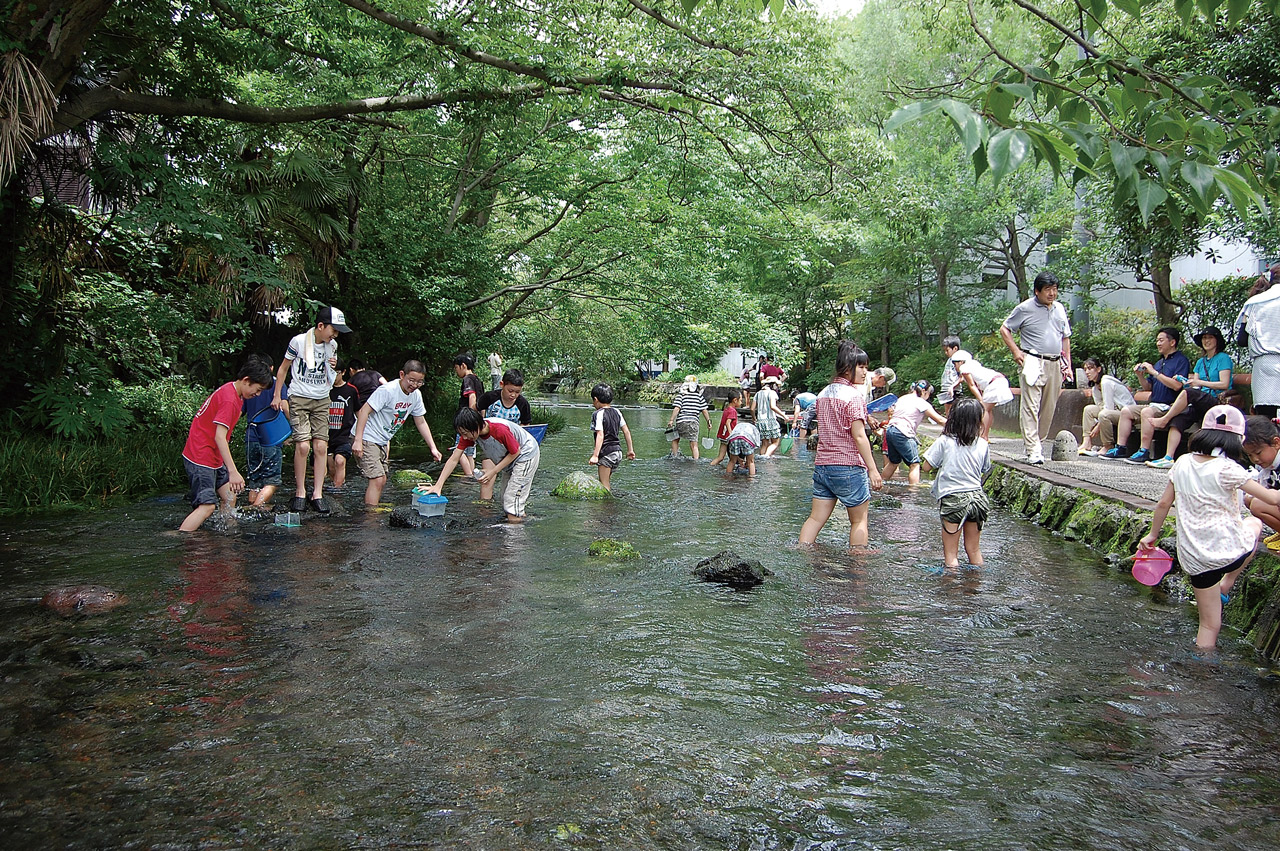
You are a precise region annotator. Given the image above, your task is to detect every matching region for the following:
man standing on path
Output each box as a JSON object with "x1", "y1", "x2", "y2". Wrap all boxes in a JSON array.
[{"x1": 1000, "y1": 271, "x2": 1071, "y2": 465}]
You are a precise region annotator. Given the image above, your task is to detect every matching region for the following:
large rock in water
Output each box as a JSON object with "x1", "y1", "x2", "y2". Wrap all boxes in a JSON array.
[
  {"x1": 391, "y1": 469, "x2": 433, "y2": 488},
  {"x1": 693, "y1": 550, "x2": 773, "y2": 588},
  {"x1": 551, "y1": 471, "x2": 611, "y2": 500},
  {"x1": 1051, "y1": 430, "x2": 1078, "y2": 461},
  {"x1": 41, "y1": 585, "x2": 128, "y2": 616}
]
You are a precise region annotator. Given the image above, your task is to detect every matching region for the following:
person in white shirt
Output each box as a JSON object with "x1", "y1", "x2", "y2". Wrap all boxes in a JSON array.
[
  {"x1": 880, "y1": 380, "x2": 947, "y2": 484},
  {"x1": 1079, "y1": 357, "x2": 1136, "y2": 456},
  {"x1": 949, "y1": 350, "x2": 1014, "y2": 443},
  {"x1": 921, "y1": 398, "x2": 992, "y2": 569},
  {"x1": 1139, "y1": 406, "x2": 1280, "y2": 651}
]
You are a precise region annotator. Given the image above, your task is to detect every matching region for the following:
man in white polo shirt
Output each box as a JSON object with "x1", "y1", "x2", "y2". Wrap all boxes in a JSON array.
[{"x1": 999, "y1": 271, "x2": 1071, "y2": 465}]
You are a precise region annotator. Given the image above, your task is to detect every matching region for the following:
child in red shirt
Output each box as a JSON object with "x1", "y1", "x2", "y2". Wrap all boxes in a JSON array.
[
  {"x1": 709, "y1": 390, "x2": 741, "y2": 467},
  {"x1": 180, "y1": 357, "x2": 274, "y2": 531}
]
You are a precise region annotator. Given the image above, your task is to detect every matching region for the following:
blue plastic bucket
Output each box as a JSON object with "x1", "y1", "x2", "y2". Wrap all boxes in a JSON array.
[{"x1": 249, "y1": 407, "x2": 293, "y2": 447}]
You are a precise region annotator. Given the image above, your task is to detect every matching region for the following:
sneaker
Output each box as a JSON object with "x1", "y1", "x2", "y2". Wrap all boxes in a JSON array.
[
  {"x1": 1078, "y1": 447, "x2": 1100, "y2": 457},
  {"x1": 1101, "y1": 447, "x2": 1126, "y2": 460},
  {"x1": 1145, "y1": 455, "x2": 1175, "y2": 469},
  {"x1": 308, "y1": 497, "x2": 331, "y2": 516},
  {"x1": 1026, "y1": 455, "x2": 1045, "y2": 466},
  {"x1": 1124, "y1": 449, "x2": 1152, "y2": 465}
]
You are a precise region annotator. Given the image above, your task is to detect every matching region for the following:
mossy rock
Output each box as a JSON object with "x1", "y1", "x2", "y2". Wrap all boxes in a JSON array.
[
  {"x1": 551, "y1": 471, "x2": 611, "y2": 500},
  {"x1": 391, "y1": 469, "x2": 433, "y2": 487},
  {"x1": 589, "y1": 538, "x2": 639, "y2": 559}
]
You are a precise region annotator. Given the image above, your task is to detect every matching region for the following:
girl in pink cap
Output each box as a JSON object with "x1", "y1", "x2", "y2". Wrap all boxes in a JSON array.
[{"x1": 1140, "y1": 405, "x2": 1280, "y2": 651}]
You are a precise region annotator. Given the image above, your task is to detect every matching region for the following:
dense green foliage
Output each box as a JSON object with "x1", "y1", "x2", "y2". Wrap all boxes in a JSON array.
[{"x1": 1, "y1": 1, "x2": 1275, "y2": 509}]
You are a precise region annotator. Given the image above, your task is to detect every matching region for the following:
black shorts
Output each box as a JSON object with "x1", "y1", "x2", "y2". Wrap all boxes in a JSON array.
[
  {"x1": 328, "y1": 437, "x2": 353, "y2": 458},
  {"x1": 1188, "y1": 550, "x2": 1251, "y2": 589},
  {"x1": 1167, "y1": 388, "x2": 1218, "y2": 434}
]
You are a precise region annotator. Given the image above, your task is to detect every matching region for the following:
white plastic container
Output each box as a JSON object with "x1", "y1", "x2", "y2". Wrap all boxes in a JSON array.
[
  {"x1": 412, "y1": 490, "x2": 448, "y2": 517},
  {"x1": 274, "y1": 511, "x2": 301, "y2": 527}
]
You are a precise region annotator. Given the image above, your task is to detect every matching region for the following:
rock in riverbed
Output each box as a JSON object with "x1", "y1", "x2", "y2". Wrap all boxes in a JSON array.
[
  {"x1": 693, "y1": 550, "x2": 773, "y2": 588},
  {"x1": 41, "y1": 585, "x2": 128, "y2": 617},
  {"x1": 551, "y1": 471, "x2": 611, "y2": 500}
]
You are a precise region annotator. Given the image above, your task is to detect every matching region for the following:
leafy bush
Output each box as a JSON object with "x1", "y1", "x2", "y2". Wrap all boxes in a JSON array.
[
  {"x1": 892, "y1": 348, "x2": 948, "y2": 389},
  {"x1": 117, "y1": 377, "x2": 210, "y2": 437},
  {"x1": 1177, "y1": 274, "x2": 1255, "y2": 369},
  {"x1": 1072, "y1": 308, "x2": 1160, "y2": 376}
]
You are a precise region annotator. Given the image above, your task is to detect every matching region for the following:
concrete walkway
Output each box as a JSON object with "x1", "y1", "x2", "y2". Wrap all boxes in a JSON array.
[{"x1": 918, "y1": 424, "x2": 1170, "y2": 512}]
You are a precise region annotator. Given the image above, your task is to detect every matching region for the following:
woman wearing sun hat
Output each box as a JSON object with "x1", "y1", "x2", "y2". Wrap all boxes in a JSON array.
[{"x1": 1144, "y1": 325, "x2": 1234, "y2": 469}]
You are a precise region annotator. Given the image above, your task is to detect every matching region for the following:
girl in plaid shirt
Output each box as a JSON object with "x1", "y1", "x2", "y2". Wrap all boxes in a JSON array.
[{"x1": 798, "y1": 342, "x2": 884, "y2": 550}]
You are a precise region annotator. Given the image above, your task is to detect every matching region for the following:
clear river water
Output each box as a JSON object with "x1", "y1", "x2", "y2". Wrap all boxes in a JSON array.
[{"x1": 2, "y1": 401, "x2": 1280, "y2": 849}]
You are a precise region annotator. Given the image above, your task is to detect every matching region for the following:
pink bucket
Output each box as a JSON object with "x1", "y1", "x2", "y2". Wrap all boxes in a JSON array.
[{"x1": 1132, "y1": 547, "x2": 1173, "y2": 586}]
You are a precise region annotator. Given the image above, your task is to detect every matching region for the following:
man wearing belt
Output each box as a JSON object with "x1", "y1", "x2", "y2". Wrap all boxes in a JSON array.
[{"x1": 1000, "y1": 271, "x2": 1071, "y2": 464}]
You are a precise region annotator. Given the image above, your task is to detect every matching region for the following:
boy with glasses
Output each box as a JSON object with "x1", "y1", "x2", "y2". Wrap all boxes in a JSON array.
[{"x1": 351, "y1": 360, "x2": 443, "y2": 505}]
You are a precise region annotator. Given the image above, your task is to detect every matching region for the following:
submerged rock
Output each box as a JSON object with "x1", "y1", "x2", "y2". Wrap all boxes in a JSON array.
[
  {"x1": 1051, "y1": 430, "x2": 1078, "y2": 461},
  {"x1": 41, "y1": 585, "x2": 128, "y2": 617},
  {"x1": 391, "y1": 469, "x2": 434, "y2": 488},
  {"x1": 589, "y1": 538, "x2": 639, "y2": 559},
  {"x1": 693, "y1": 550, "x2": 773, "y2": 588},
  {"x1": 551, "y1": 471, "x2": 611, "y2": 500}
]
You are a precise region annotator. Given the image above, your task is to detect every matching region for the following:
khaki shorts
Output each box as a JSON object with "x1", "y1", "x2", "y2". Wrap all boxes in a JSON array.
[
  {"x1": 289, "y1": 395, "x2": 331, "y2": 443},
  {"x1": 358, "y1": 442, "x2": 391, "y2": 480}
]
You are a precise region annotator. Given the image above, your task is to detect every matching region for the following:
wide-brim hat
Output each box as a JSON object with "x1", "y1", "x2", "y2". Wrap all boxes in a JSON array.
[
  {"x1": 1201, "y1": 404, "x2": 1245, "y2": 436},
  {"x1": 762, "y1": 375, "x2": 782, "y2": 386},
  {"x1": 1193, "y1": 326, "x2": 1226, "y2": 351}
]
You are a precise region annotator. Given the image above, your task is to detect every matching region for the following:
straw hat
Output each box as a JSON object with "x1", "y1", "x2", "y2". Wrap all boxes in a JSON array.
[{"x1": 762, "y1": 375, "x2": 782, "y2": 386}]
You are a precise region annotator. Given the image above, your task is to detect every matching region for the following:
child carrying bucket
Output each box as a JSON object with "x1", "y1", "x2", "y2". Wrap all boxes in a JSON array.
[{"x1": 1139, "y1": 406, "x2": 1280, "y2": 652}]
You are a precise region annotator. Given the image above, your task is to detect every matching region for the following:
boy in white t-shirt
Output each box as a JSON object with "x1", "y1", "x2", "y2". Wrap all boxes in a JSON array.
[
  {"x1": 273, "y1": 305, "x2": 349, "y2": 515},
  {"x1": 351, "y1": 360, "x2": 443, "y2": 505}
]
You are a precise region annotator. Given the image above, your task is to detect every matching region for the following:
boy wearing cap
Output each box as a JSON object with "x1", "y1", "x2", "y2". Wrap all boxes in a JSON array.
[{"x1": 273, "y1": 305, "x2": 350, "y2": 515}]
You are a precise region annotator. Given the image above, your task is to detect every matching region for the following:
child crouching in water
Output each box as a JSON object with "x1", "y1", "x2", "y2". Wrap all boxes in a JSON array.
[
  {"x1": 921, "y1": 398, "x2": 991, "y2": 568},
  {"x1": 1139, "y1": 406, "x2": 1280, "y2": 651},
  {"x1": 725, "y1": 420, "x2": 762, "y2": 477}
]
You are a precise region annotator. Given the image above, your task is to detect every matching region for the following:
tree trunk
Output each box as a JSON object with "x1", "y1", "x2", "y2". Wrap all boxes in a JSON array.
[
  {"x1": 935, "y1": 258, "x2": 950, "y2": 340},
  {"x1": 1007, "y1": 220, "x2": 1028, "y2": 300},
  {"x1": 1150, "y1": 248, "x2": 1178, "y2": 325}
]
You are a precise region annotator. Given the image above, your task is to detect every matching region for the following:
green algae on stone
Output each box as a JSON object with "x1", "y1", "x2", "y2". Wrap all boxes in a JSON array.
[
  {"x1": 551, "y1": 471, "x2": 611, "y2": 500},
  {"x1": 391, "y1": 469, "x2": 433, "y2": 487},
  {"x1": 588, "y1": 538, "x2": 639, "y2": 559}
]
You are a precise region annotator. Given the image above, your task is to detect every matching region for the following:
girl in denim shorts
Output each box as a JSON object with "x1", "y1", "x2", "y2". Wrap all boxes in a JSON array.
[{"x1": 798, "y1": 342, "x2": 884, "y2": 550}]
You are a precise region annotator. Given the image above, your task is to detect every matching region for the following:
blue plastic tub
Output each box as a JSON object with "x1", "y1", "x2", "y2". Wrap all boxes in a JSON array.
[
  {"x1": 249, "y1": 407, "x2": 293, "y2": 447},
  {"x1": 412, "y1": 492, "x2": 449, "y2": 517},
  {"x1": 525, "y1": 423, "x2": 548, "y2": 444}
]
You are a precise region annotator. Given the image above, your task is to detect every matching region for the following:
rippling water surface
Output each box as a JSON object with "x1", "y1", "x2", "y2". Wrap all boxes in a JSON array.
[{"x1": 2, "y1": 402, "x2": 1280, "y2": 849}]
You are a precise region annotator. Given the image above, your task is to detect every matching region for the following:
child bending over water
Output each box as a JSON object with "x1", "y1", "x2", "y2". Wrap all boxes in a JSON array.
[
  {"x1": 1139, "y1": 406, "x2": 1280, "y2": 651},
  {"x1": 921, "y1": 398, "x2": 991, "y2": 568}
]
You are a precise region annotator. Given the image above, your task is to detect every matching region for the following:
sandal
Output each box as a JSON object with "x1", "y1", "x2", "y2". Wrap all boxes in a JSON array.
[
  {"x1": 308, "y1": 497, "x2": 331, "y2": 516},
  {"x1": 289, "y1": 496, "x2": 307, "y2": 512}
]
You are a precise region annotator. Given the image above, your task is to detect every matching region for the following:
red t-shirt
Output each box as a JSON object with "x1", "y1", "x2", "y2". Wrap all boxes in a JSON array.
[
  {"x1": 182, "y1": 381, "x2": 244, "y2": 468},
  {"x1": 760, "y1": 364, "x2": 784, "y2": 380},
  {"x1": 717, "y1": 404, "x2": 739, "y2": 440}
]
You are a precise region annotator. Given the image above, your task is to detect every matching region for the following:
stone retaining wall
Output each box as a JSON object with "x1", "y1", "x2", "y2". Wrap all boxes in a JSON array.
[{"x1": 985, "y1": 464, "x2": 1280, "y2": 662}]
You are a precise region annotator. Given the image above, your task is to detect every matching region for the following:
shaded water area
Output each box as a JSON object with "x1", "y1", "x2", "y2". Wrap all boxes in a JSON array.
[{"x1": 3, "y1": 401, "x2": 1280, "y2": 849}]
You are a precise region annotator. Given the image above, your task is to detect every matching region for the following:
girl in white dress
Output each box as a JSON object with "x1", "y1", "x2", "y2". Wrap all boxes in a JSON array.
[{"x1": 949, "y1": 350, "x2": 1014, "y2": 440}]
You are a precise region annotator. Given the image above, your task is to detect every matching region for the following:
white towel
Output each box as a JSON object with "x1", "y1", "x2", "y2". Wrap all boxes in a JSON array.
[
  {"x1": 303, "y1": 328, "x2": 319, "y2": 371},
  {"x1": 1021, "y1": 354, "x2": 1045, "y2": 387}
]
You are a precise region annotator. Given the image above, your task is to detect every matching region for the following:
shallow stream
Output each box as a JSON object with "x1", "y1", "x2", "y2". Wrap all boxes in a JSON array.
[{"x1": 3, "y1": 402, "x2": 1280, "y2": 849}]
